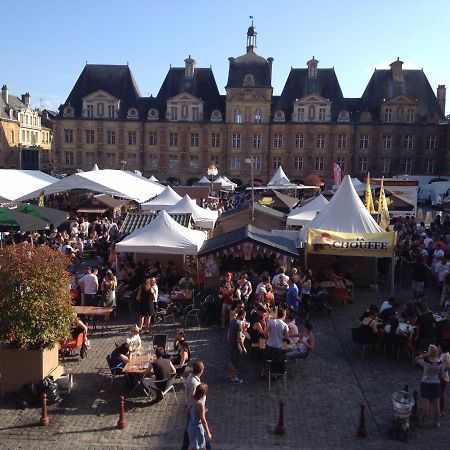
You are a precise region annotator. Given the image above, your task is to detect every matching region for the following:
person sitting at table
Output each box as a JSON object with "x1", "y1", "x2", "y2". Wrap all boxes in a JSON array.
[
  {"x1": 70, "y1": 314, "x2": 88, "y2": 344},
  {"x1": 380, "y1": 300, "x2": 399, "y2": 323},
  {"x1": 110, "y1": 343, "x2": 130, "y2": 371},
  {"x1": 179, "y1": 271, "x2": 195, "y2": 291},
  {"x1": 171, "y1": 330, "x2": 191, "y2": 367},
  {"x1": 126, "y1": 325, "x2": 142, "y2": 352},
  {"x1": 285, "y1": 308, "x2": 300, "y2": 347},
  {"x1": 357, "y1": 307, "x2": 380, "y2": 344},
  {"x1": 142, "y1": 347, "x2": 176, "y2": 399},
  {"x1": 360, "y1": 304, "x2": 379, "y2": 321},
  {"x1": 286, "y1": 322, "x2": 315, "y2": 359}
]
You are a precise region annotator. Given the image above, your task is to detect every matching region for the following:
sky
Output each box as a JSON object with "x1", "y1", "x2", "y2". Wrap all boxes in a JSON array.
[{"x1": 3, "y1": 0, "x2": 450, "y2": 114}]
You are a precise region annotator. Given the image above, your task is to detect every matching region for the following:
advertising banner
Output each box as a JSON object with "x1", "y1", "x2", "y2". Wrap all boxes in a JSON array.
[{"x1": 307, "y1": 228, "x2": 396, "y2": 257}]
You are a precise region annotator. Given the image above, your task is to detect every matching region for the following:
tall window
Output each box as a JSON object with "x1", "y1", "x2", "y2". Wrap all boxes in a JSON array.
[
  {"x1": 253, "y1": 134, "x2": 262, "y2": 149},
  {"x1": 318, "y1": 108, "x2": 326, "y2": 121},
  {"x1": 64, "y1": 151, "x2": 74, "y2": 165},
  {"x1": 406, "y1": 108, "x2": 415, "y2": 122},
  {"x1": 85, "y1": 152, "x2": 95, "y2": 166},
  {"x1": 295, "y1": 133, "x2": 304, "y2": 148},
  {"x1": 384, "y1": 108, "x2": 392, "y2": 122},
  {"x1": 87, "y1": 104, "x2": 94, "y2": 118},
  {"x1": 64, "y1": 129, "x2": 73, "y2": 144},
  {"x1": 404, "y1": 135, "x2": 414, "y2": 150},
  {"x1": 190, "y1": 155, "x2": 199, "y2": 168},
  {"x1": 230, "y1": 156, "x2": 240, "y2": 171},
  {"x1": 274, "y1": 133, "x2": 283, "y2": 148},
  {"x1": 107, "y1": 131, "x2": 116, "y2": 145},
  {"x1": 297, "y1": 108, "x2": 305, "y2": 122},
  {"x1": 294, "y1": 156, "x2": 303, "y2": 171},
  {"x1": 190, "y1": 133, "x2": 199, "y2": 147},
  {"x1": 169, "y1": 132, "x2": 178, "y2": 147},
  {"x1": 170, "y1": 106, "x2": 178, "y2": 121},
  {"x1": 316, "y1": 134, "x2": 325, "y2": 149},
  {"x1": 106, "y1": 152, "x2": 116, "y2": 168},
  {"x1": 381, "y1": 157, "x2": 390, "y2": 174},
  {"x1": 383, "y1": 135, "x2": 392, "y2": 150},
  {"x1": 108, "y1": 105, "x2": 116, "y2": 118},
  {"x1": 232, "y1": 133, "x2": 241, "y2": 148},
  {"x1": 336, "y1": 157, "x2": 345, "y2": 171},
  {"x1": 359, "y1": 135, "x2": 369, "y2": 149},
  {"x1": 253, "y1": 156, "x2": 262, "y2": 171},
  {"x1": 148, "y1": 154, "x2": 158, "y2": 168},
  {"x1": 169, "y1": 155, "x2": 178, "y2": 169},
  {"x1": 402, "y1": 158, "x2": 412, "y2": 174},
  {"x1": 338, "y1": 134, "x2": 346, "y2": 149},
  {"x1": 359, "y1": 157, "x2": 368, "y2": 172},
  {"x1": 128, "y1": 131, "x2": 137, "y2": 145},
  {"x1": 211, "y1": 133, "x2": 220, "y2": 148},
  {"x1": 273, "y1": 156, "x2": 282, "y2": 170},
  {"x1": 86, "y1": 130, "x2": 95, "y2": 144},
  {"x1": 425, "y1": 159, "x2": 435, "y2": 174},
  {"x1": 426, "y1": 135, "x2": 436, "y2": 150},
  {"x1": 233, "y1": 109, "x2": 242, "y2": 124},
  {"x1": 149, "y1": 131, "x2": 158, "y2": 146},
  {"x1": 127, "y1": 153, "x2": 137, "y2": 168},
  {"x1": 254, "y1": 109, "x2": 263, "y2": 123},
  {"x1": 192, "y1": 106, "x2": 199, "y2": 121},
  {"x1": 315, "y1": 157, "x2": 324, "y2": 171}
]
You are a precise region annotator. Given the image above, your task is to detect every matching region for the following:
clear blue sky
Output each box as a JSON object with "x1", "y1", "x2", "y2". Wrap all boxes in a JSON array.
[{"x1": 3, "y1": 0, "x2": 450, "y2": 114}]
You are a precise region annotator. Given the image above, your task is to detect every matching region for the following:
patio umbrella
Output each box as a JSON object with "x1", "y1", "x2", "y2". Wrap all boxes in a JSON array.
[
  {"x1": 16, "y1": 204, "x2": 69, "y2": 228},
  {"x1": 0, "y1": 207, "x2": 50, "y2": 232}
]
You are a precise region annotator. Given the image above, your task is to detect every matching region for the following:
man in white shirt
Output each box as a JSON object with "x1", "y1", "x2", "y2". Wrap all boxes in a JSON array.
[
  {"x1": 255, "y1": 275, "x2": 271, "y2": 303},
  {"x1": 265, "y1": 308, "x2": 289, "y2": 361},
  {"x1": 436, "y1": 257, "x2": 450, "y2": 285},
  {"x1": 78, "y1": 267, "x2": 99, "y2": 306}
]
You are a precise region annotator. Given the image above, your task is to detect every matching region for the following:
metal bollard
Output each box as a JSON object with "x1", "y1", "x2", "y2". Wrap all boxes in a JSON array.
[
  {"x1": 39, "y1": 393, "x2": 49, "y2": 426},
  {"x1": 274, "y1": 400, "x2": 286, "y2": 435},
  {"x1": 116, "y1": 395, "x2": 127, "y2": 429},
  {"x1": 357, "y1": 404, "x2": 367, "y2": 438}
]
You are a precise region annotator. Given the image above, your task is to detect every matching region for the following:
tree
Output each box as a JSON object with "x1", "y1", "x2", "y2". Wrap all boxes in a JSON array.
[
  {"x1": 0, "y1": 243, "x2": 74, "y2": 349},
  {"x1": 304, "y1": 174, "x2": 323, "y2": 187}
]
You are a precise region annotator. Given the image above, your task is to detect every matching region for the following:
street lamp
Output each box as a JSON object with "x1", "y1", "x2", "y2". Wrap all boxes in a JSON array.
[
  {"x1": 245, "y1": 156, "x2": 255, "y2": 222},
  {"x1": 120, "y1": 159, "x2": 127, "y2": 171},
  {"x1": 207, "y1": 164, "x2": 218, "y2": 194}
]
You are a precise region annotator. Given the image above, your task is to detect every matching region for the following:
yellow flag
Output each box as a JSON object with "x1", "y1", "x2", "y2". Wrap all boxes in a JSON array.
[
  {"x1": 378, "y1": 177, "x2": 390, "y2": 230},
  {"x1": 364, "y1": 172, "x2": 375, "y2": 214},
  {"x1": 38, "y1": 195, "x2": 45, "y2": 207}
]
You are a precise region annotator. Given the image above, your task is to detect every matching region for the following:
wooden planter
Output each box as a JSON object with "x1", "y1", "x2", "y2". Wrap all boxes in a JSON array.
[{"x1": 0, "y1": 344, "x2": 64, "y2": 394}]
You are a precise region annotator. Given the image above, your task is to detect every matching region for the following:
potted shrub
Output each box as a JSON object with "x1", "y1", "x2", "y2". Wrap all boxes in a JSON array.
[{"x1": 0, "y1": 243, "x2": 74, "y2": 393}]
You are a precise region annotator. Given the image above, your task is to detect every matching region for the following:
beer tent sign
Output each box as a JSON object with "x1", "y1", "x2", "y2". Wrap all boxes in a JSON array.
[{"x1": 307, "y1": 229, "x2": 395, "y2": 257}]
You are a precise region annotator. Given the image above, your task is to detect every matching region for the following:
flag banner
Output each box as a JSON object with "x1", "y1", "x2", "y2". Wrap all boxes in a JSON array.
[
  {"x1": 377, "y1": 177, "x2": 390, "y2": 230},
  {"x1": 307, "y1": 228, "x2": 396, "y2": 257},
  {"x1": 333, "y1": 162, "x2": 342, "y2": 187},
  {"x1": 365, "y1": 173, "x2": 375, "y2": 214}
]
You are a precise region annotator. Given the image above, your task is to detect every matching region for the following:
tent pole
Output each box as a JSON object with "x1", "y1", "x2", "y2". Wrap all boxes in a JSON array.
[
  {"x1": 196, "y1": 256, "x2": 200, "y2": 291},
  {"x1": 390, "y1": 255, "x2": 395, "y2": 297},
  {"x1": 304, "y1": 245, "x2": 307, "y2": 269}
]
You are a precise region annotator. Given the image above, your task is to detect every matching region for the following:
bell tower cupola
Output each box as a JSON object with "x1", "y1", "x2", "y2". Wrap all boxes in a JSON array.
[{"x1": 246, "y1": 17, "x2": 257, "y2": 53}]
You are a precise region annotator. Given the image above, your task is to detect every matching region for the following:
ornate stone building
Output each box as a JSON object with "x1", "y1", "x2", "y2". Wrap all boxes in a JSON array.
[{"x1": 53, "y1": 24, "x2": 448, "y2": 184}]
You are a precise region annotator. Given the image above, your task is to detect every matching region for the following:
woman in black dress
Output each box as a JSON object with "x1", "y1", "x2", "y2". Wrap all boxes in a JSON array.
[{"x1": 137, "y1": 278, "x2": 156, "y2": 333}]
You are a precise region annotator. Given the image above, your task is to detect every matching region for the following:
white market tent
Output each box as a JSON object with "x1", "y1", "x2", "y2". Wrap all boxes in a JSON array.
[
  {"x1": 17, "y1": 169, "x2": 164, "y2": 203},
  {"x1": 141, "y1": 186, "x2": 182, "y2": 211},
  {"x1": 268, "y1": 166, "x2": 297, "y2": 188},
  {"x1": 197, "y1": 176, "x2": 212, "y2": 184},
  {"x1": 214, "y1": 176, "x2": 237, "y2": 190},
  {"x1": 115, "y1": 210, "x2": 206, "y2": 255},
  {"x1": 300, "y1": 175, "x2": 382, "y2": 241},
  {"x1": 149, "y1": 175, "x2": 159, "y2": 182},
  {"x1": 167, "y1": 194, "x2": 219, "y2": 229},
  {"x1": 0, "y1": 170, "x2": 57, "y2": 203},
  {"x1": 287, "y1": 194, "x2": 329, "y2": 227}
]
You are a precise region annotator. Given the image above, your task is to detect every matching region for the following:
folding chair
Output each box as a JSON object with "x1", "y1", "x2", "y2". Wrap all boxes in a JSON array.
[
  {"x1": 59, "y1": 331, "x2": 85, "y2": 362},
  {"x1": 152, "y1": 333, "x2": 168, "y2": 351},
  {"x1": 145, "y1": 375, "x2": 178, "y2": 405},
  {"x1": 267, "y1": 359, "x2": 287, "y2": 391}
]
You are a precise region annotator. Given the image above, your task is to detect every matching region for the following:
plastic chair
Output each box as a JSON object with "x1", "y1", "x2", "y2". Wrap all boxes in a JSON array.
[
  {"x1": 145, "y1": 375, "x2": 178, "y2": 404},
  {"x1": 59, "y1": 331, "x2": 85, "y2": 361},
  {"x1": 267, "y1": 360, "x2": 287, "y2": 391},
  {"x1": 152, "y1": 334, "x2": 168, "y2": 351}
]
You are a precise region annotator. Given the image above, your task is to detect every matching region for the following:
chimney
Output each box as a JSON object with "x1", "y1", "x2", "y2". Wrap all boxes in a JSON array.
[
  {"x1": 1, "y1": 85, "x2": 8, "y2": 104},
  {"x1": 267, "y1": 57, "x2": 274, "y2": 79},
  {"x1": 437, "y1": 85, "x2": 446, "y2": 115},
  {"x1": 307, "y1": 57, "x2": 319, "y2": 79},
  {"x1": 390, "y1": 57, "x2": 404, "y2": 81},
  {"x1": 184, "y1": 55, "x2": 196, "y2": 79},
  {"x1": 21, "y1": 92, "x2": 31, "y2": 106}
]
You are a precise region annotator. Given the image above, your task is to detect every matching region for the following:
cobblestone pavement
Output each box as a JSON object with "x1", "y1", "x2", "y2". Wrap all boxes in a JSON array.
[{"x1": 1, "y1": 283, "x2": 449, "y2": 450}]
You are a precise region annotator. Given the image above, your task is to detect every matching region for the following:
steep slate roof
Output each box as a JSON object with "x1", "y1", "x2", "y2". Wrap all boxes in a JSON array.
[
  {"x1": 120, "y1": 212, "x2": 192, "y2": 236},
  {"x1": 226, "y1": 50, "x2": 272, "y2": 88},
  {"x1": 276, "y1": 68, "x2": 346, "y2": 121},
  {"x1": 156, "y1": 67, "x2": 224, "y2": 120},
  {"x1": 58, "y1": 64, "x2": 141, "y2": 119},
  {"x1": 198, "y1": 224, "x2": 298, "y2": 257},
  {"x1": 360, "y1": 69, "x2": 445, "y2": 121}
]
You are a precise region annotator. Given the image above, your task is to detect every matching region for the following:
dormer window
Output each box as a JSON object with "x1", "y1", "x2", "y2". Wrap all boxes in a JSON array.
[
  {"x1": 127, "y1": 108, "x2": 138, "y2": 119},
  {"x1": 192, "y1": 106, "x2": 200, "y2": 121},
  {"x1": 97, "y1": 102, "x2": 104, "y2": 117},
  {"x1": 254, "y1": 109, "x2": 262, "y2": 123},
  {"x1": 233, "y1": 109, "x2": 242, "y2": 124},
  {"x1": 297, "y1": 108, "x2": 305, "y2": 122},
  {"x1": 147, "y1": 108, "x2": 159, "y2": 120},
  {"x1": 243, "y1": 74, "x2": 255, "y2": 87},
  {"x1": 87, "y1": 104, "x2": 94, "y2": 118},
  {"x1": 338, "y1": 110, "x2": 349, "y2": 122},
  {"x1": 63, "y1": 106, "x2": 74, "y2": 118},
  {"x1": 406, "y1": 108, "x2": 415, "y2": 122},
  {"x1": 273, "y1": 110, "x2": 285, "y2": 122},
  {"x1": 108, "y1": 104, "x2": 116, "y2": 118},
  {"x1": 384, "y1": 108, "x2": 392, "y2": 122},
  {"x1": 210, "y1": 109, "x2": 222, "y2": 122},
  {"x1": 170, "y1": 106, "x2": 178, "y2": 121}
]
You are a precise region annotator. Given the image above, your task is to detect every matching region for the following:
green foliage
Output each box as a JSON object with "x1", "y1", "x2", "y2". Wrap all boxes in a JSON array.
[{"x1": 0, "y1": 243, "x2": 74, "y2": 349}]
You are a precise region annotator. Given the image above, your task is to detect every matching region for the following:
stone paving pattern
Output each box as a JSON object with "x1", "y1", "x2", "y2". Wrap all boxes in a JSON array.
[{"x1": 1, "y1": 283, "x2": 449, "y2": 450}]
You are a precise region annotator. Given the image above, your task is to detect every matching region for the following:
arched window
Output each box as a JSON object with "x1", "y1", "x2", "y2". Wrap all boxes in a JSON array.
[
  {"x1": 233, "y1": 109, "x2": 242, "y2": 124},
  {"x1": 254, "y1": 109, "x2": 262, "y2": 123}
]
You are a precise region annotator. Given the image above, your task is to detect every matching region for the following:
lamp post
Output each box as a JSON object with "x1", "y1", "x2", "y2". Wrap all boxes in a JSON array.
[
  {"x1": 245, "y1": 156, "x2": 255, "y2": 222},
  {"x1": 207, "y1": 164, "x2": 218, "y2": 195},
  {"x1": 120, "y1": 159, "x2": 126, "y2": 171}
]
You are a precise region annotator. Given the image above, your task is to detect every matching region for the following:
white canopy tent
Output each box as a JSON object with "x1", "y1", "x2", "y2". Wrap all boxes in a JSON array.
[
  {"x1": 115, "y1": 210, "x2": 207, "y2": 255},
  {"x1": 167, "y1": 194, "x2": 219, "y2": 229},
  {"x1": 149, "y1": 175, "x2": 159, "y2": 182},
  {"x1": 16, "y1": 169, "x2": 164, "y2": 203},
  {"x1": 214, "y1": 176, "x2": 237, "y2": 190},
  {"x1": 268, "y1": 166, "x2": 297, "y2": 188},
  {"x1": 0, "y1": 170, "x2": 57, "y2": 203},
  {"x1": 197, "y1": 176, "x2": 212, "y2": 184},
  {"x1": 141, "y1": 186, "x2": 182, "y2": 211},
  {"x1": 287, "y1": 194, "x2": 329, "y2": 227}
]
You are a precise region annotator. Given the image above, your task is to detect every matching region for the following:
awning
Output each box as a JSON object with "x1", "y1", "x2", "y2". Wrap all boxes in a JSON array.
[{"x1": 77, "y1": 208, "x2": 108, "y2": 214}]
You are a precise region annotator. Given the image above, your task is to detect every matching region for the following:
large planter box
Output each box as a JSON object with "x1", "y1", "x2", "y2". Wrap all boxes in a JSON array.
[{"x1": 0, "y1": 344, "x2": 64, "y2": 394}]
